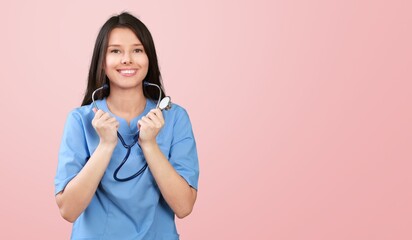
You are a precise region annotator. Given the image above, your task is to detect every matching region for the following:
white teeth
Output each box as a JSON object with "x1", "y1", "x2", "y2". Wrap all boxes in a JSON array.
[{"x1": 119, "y1": 70, "x2": 136, "y2": 74}]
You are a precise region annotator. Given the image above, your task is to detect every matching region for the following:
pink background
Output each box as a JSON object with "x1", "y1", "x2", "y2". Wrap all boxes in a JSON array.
[{"x1": 0, "y1": 0, "x2": 411, "y2": 239}]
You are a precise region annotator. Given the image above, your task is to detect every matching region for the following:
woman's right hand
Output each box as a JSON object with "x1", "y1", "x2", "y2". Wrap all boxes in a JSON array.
[{"x1": 92, "y1": 108, "x2": 119, "y2": 146}]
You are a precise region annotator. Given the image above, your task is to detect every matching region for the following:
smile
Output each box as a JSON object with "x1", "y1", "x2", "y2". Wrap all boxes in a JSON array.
[{"x1": 117, "y1": 69, "x2": 137, "y2": 76}]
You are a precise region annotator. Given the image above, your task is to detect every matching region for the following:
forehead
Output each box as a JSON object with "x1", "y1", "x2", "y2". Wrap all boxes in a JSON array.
[{"x1": 107, "y1": 27, "x2": 142, "y2": 45}]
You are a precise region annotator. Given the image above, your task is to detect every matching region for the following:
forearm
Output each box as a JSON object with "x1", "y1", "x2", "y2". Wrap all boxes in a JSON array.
[
  {"x1": 141, "y1": 142, "x2": 197, "y2": 218},
  {"x1": 56, "y1": 143, "x2": 115, "y2": 222}
]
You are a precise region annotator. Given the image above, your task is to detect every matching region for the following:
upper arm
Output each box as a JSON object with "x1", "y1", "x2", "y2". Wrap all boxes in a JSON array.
[
  {"x1": 169, "y1": 108, "x2": 200, "y2": 190},
  {"x1": 54, "y1": 110, "x2": 90, "y2": 195}
]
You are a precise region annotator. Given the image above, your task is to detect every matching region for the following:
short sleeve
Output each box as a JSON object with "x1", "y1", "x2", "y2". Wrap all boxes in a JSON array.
[
  {"x1": 169, "y1": 108, "x2": 199, "y2": 190},
  {"x1": 54, "y1": 110, "x2": 90, "y2": 195}
]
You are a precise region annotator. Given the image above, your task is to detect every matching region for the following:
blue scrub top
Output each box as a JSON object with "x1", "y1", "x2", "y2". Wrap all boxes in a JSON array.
[{"x1": 55, "y1": 98, "x2": 199, "y2": 240}]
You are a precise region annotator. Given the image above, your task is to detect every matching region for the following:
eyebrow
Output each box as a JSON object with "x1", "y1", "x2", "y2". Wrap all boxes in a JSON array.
[{"x1": 107, "y1": 44, "x2": 143, "y2": 47}]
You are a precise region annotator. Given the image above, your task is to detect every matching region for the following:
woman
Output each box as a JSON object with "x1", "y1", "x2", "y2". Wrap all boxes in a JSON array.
[{"x1": 54, "y1": 12, "x2": 199, "y2": 240}]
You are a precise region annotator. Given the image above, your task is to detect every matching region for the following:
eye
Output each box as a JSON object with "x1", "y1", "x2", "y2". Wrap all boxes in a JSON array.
[
  {"x1": 110, "y1": 49, "x2": 121, "y2": 53},
  {"x1": 134, "y1": 48, "x2": 144, "y2": 53}
]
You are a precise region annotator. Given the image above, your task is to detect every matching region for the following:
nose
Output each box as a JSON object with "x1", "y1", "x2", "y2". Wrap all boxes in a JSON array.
[{"x1": 121, "y1": 53, "x2": 132, "y2": 64}]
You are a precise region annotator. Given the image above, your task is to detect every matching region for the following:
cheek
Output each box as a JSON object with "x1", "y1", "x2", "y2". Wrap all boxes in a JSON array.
[
  {"x1": 104, "y1": 57, "x2": 119, "y2": 78},
  {"x1": 143, "y1": 59, "x2": 149, "y2": 74},
  {"x1": 138, "y1": 53, "x2": 149, "y2": 66},
  {"x1": 105, "y1": 56, "x2": 117, "y2": 69},
  {"x1": 135, "y1": 55, "x2": 149, "y2": 75}
]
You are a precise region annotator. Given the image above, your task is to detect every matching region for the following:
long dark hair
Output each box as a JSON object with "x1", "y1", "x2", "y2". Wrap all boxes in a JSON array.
[{"x1": 81, "y1": 12, "x2": 165, "y2": 106}]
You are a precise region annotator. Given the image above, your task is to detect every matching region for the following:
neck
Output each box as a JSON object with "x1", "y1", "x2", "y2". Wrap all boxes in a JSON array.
[{"x1": 106, "y1": 86, "x2": 146, "y2": 123}]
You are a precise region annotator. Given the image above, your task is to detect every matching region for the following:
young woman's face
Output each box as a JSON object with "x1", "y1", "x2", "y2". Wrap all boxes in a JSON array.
[{"x1": 105, "y1": 27, "x2": 149, "y2": 90}]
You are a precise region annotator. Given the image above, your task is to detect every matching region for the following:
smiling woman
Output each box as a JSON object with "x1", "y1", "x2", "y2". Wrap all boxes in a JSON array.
[
  {"x1": 105, "y1": 28, "x2": 149, "y2": 91},
  {"x1": 54, "y1": 12, "x2": 199, "y2": 240}
]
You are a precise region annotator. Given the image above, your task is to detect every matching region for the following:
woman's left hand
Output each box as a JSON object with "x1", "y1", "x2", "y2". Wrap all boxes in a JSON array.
[{"x1": 138, "y1": 108, "x2": 164, "y2": 146}]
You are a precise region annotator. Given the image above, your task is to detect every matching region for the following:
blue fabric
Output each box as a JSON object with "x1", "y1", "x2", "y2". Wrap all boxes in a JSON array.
[{"x1": 54, "y1": 99, "x2": 199, "y2": 240}]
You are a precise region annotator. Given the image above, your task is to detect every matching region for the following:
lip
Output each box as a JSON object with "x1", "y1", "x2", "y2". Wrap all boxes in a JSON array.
[{"x1": 117, "y1": 68, "x2": 137, "y2": 77}]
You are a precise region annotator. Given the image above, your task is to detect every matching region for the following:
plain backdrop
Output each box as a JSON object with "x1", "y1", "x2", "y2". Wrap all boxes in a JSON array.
[{"x1": 0, "y1": 0, "x2": 411, "y2": 239}]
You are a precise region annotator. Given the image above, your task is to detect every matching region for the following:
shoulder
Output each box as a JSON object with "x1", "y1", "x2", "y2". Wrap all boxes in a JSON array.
[
  {"x1": 64, "y1": 103, "x2": 94, "y2": 126},
  {"x1": 163, "y1": 102, "x2": 192, "y2": 123},
  {"x1": 161, "y1": 102, "x2": 196, "y2": 139},
  {"x1": 169, "y1": 102, "x2": 188, "y2": 115}
]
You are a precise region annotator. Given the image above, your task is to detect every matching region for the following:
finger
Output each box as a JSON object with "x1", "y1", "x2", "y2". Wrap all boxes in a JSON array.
[
  {"x1": 139, "y1": 116, "x2": 155, "y2": 129},
  {"x1": 141, "y1": 116, "x2": 155, "y2": 126},
  {"x1": 106, "y1": 116, "x2": 117, "y2": 123},
  {"x1": 150, "y1": 108, "x2": 163, "y2": 117},
  {"x1": 105, "y1": 118, "x2": 117, "y2": 126},
  {"x1": 147, "y1": 112, "x2": 162, "y2": 128},
  {"x1": 92, "y1": 110, "x2": 105, "y2": 126},
  {"x1": 150, "y1": 109, "x2": 164, "y2": 124},
  {"x1": 93, "y1": 108, "x2": 97, "y2": 113},
  {"x1": 99, "y1": 112, "x2": 112, "y2": 122},
  {"x1": 107, "y1": 119, "x2": 119, "y2": 128},
  {"x1": 137, "y1": 120, "x2": 143, "y2": 130},
  {"x1": 146, "y1": 111, "x2": 157, "y2": 121},
  {"x1": 147, "y1": 109, "x2": 163, "y2": 122},
  {"x1": 94, "y1": 109, "x2": 105, "y2": 119}
]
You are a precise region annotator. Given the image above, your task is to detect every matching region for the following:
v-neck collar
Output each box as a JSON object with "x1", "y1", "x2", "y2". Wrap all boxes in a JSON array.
[{"x1": 98, "y1": 98, "x2": 156, "y2": 136}]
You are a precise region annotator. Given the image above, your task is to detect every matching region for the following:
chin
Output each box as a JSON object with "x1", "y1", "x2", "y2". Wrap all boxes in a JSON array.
[{"x1": 110, "y1": 80, "x2": 143, "y2": 90}]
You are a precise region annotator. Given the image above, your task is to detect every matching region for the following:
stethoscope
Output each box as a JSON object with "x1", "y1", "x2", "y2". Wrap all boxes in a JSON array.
[{"x1": 92, "y1": 82, "x2": 172, "y2": 182}]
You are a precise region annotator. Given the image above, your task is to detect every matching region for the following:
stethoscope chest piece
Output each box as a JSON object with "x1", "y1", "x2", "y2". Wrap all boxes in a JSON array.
[{"x1": 159, "y1": 96, "x2": 172, "y2": 111}]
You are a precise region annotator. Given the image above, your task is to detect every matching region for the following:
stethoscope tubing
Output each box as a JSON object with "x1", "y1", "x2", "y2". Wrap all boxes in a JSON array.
[{"x1": 91, "y1": 82, "x2": 168, "y2": 182}]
